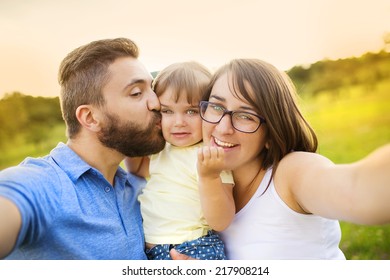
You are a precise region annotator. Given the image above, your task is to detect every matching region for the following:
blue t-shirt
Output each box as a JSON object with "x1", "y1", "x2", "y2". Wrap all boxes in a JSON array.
[{"x1": 0, "y1": 143, "x2": 147, "y2": 260}]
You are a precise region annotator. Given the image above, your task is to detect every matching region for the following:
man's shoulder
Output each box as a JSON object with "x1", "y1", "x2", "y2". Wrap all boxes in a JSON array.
[{"x1": 1, "y1": 156, "x2": 61, "y2": 186}]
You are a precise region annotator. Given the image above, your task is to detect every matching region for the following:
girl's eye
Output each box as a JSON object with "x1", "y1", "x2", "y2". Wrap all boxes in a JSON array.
[{"x1": 187, "y1": 109, "x2": 199, "y2": 115}]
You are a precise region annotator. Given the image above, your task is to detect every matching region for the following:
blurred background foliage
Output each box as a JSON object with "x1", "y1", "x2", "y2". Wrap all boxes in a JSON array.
[{"x1": 0, "y1": 50, "x2": 389, "y2": 259}]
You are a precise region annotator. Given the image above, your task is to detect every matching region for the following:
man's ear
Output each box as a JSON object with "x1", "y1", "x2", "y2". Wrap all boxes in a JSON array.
[{"x1": 75, "y1": 105, "x2": 101, "y2": 132}]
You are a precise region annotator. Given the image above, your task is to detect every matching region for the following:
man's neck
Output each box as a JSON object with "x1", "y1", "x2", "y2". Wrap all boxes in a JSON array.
[{"x1": 67, "y1": 136, "x2": 124, "y2": 186}]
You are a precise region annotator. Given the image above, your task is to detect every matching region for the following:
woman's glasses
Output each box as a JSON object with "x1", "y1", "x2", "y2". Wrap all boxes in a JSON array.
[{"x1": 199, "y1": 101, "x2": 266, "y2": 133}]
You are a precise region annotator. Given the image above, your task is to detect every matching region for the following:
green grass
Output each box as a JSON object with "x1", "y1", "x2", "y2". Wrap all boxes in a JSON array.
[{"x1": 339, "y1": 223, "x2": 390, "y2": 259}]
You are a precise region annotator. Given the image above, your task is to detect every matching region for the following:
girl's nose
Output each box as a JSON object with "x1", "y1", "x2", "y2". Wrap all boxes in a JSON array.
[{"x1": 174, "y1": 114, "x2": 186, "y2": 126}]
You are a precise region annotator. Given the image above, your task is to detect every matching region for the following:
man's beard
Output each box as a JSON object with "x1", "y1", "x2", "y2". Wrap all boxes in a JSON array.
[{"x1": 97, "y1": 111, "x2": 165, "y2": 157}]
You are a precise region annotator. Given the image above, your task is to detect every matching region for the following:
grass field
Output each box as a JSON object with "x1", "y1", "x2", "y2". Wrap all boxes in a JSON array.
[{"x1": 1, "y1": 80, "x2": 389, "y2": 259}]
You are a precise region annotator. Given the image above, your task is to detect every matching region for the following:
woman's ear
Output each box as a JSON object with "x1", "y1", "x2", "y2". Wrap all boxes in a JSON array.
[
  {"x1": 75, "y1": 105, "x2": 101, "y2": 132},
  {"x1": 265, "y1": 141, "x2": 270, "y2": 150}
]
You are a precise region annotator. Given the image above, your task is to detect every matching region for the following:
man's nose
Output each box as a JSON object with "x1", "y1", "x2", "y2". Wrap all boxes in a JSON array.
[{"x1": 147, "y1": 90, "x2": 160, "y2": 111}]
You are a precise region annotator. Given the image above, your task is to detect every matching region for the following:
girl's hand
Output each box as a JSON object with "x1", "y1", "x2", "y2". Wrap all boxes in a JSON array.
[{"x1": 197, "y1": 146, "x2": 225, "y2": 178}]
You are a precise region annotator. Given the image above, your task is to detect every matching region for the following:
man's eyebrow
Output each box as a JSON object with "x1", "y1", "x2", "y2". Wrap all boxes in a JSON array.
[{"x1": 125, "y1": 79, "x2": 147, "y2": 87}]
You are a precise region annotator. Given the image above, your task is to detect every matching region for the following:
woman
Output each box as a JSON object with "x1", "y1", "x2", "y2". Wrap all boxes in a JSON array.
[{"x1": 190, "y1": 58, "x2": 390, "y2": 259}]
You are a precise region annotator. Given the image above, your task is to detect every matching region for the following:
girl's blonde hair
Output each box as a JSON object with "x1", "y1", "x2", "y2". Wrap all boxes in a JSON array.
[{"x1": 153, "y1": 61, "x2": 211, "y2": 104}]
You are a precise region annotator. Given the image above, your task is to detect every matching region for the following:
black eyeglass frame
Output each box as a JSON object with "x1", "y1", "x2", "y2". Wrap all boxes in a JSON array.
[{"x1": 199, "y1": 101, "x2": 266, "y2": 133}]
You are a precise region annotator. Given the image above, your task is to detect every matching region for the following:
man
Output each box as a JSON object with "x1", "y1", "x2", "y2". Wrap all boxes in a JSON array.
[{"x1": 0, "y1": 38, "x2": 166, "y2": 259}]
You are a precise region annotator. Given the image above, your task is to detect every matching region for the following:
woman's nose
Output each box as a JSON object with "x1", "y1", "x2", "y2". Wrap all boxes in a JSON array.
[{"x1": 215, "y1": 114, "x2": 234, "y2": 134}]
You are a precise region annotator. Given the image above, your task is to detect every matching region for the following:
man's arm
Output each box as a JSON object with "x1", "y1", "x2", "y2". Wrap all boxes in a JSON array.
[
  {"x1": 124, "y1": 156, "x2": 150, "y2": 178},
  {"x1": 0, "y1": 196, "x2": 21, "y2": 258}
]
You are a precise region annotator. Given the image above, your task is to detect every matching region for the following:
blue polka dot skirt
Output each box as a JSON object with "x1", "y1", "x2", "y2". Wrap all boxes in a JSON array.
[{"x1": 146, "y1": 230, "x2": 227, "y2": 260}]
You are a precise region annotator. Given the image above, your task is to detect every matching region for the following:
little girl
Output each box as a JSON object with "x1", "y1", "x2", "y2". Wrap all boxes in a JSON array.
[{"x1": 125, "y1": 61, "x2": 234, "y2": 260}]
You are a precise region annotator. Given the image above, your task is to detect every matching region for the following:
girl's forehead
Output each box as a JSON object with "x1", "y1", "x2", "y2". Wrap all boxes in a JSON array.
[
  {"x1": 160, "y1": 88, "x2": 199, "y2": 105},
  {"x1": 160, "y1": 85, "x2": 202, "y2": 103}
]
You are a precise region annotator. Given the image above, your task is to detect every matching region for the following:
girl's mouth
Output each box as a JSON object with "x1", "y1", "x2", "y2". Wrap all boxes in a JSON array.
[{"x1": 172, "y1": 132, "x2": 189, "y2": 138}]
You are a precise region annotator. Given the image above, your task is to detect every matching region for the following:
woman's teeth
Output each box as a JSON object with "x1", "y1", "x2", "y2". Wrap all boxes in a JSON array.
[{"x1": 215, "y1": 138, "x2": 235, "y2": 148}]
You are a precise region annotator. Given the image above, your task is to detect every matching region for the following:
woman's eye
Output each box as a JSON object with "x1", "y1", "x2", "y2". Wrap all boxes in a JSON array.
[
  {"x1": 211, "y1": 104, "x2": 225, "y2": 112},
  {"x1": 239, "y1": 114, "x2": 252, "y2": 120},
  {"x1": 235, "y1": 112, "x2": 257, "y2": 123}
]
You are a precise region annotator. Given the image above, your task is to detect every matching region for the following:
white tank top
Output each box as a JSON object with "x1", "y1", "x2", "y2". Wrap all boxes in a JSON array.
[{"x1": 219, "y1": 168, "x2": 345, "y2": 259}]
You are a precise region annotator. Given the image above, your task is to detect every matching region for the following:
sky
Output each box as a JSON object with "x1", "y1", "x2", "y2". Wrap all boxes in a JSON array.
[{"x1": 0, "y1": 0, "x2": 389, "y2": 98}]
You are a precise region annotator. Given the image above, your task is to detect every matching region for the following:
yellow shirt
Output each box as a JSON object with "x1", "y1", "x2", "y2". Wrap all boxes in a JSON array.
[{"x1": 139, "y1": 142, "x2": 234, "y2": 245}]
